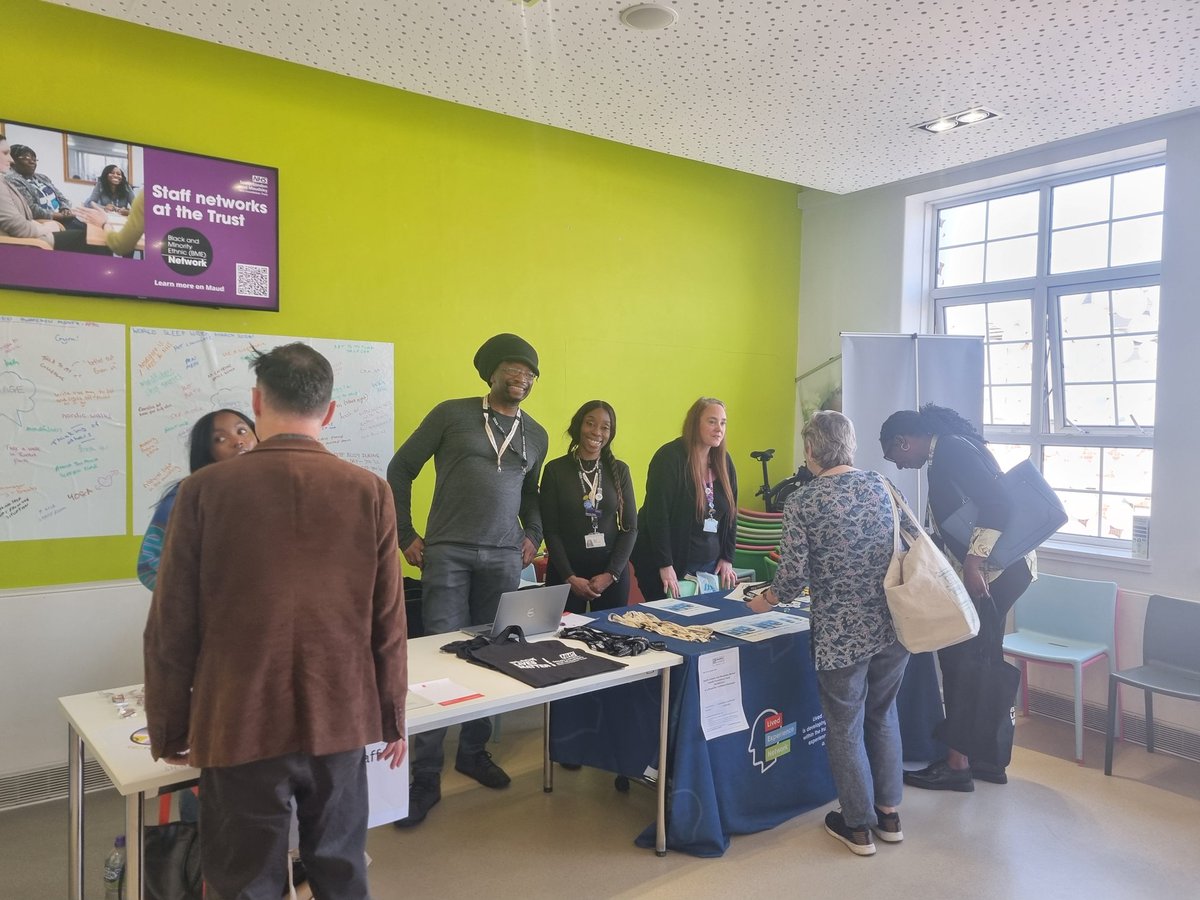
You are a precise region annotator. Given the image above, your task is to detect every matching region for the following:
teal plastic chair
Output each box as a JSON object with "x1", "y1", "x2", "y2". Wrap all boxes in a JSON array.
[{"x1": 1002, "y1": 573, "x2": 1118, "y2": 763}]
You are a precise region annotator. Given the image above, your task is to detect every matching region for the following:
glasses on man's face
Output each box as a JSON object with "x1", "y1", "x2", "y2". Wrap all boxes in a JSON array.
[{"x1": 499, "y1": 365, "x2": 536, "y2": 384}]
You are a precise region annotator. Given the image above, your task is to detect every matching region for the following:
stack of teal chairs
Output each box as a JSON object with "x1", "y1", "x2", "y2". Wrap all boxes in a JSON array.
[{"x1": 733, "y1": 509, "x2": 784, "y2": 580}]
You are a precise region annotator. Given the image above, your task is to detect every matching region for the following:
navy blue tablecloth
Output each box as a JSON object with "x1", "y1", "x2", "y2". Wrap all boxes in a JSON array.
[{"x1": 549, "y1": 595, "x2": 944, "y2": 857}]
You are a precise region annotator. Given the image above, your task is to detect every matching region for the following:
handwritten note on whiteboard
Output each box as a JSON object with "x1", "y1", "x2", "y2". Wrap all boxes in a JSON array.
[
  {"x1": 129, "y1": 329, "x2": 394, "y2": 533},
  {"x1": 0, "y1": 317, "x2": 126, "y2": 541}
]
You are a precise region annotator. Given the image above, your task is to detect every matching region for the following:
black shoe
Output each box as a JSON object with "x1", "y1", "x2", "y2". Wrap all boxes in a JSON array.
[
  {"x1": 903, "y1": 760, "x2": 974, "y2": 792},
  {"x1": 824, "y1": 810, "x2": 876, "y2": 856},
  {"x1": 393, "y1": 776, "x2": 441, "y2": 828},
  {"x1": 871, "y1": 806, "x2": 903, "y2": 843},
  {"x1": 455, "y1": 750, "x2": 511, "y2": 789},
  {"x1": 971, "y1": 761, "x2": 1008, "y2": 784}
]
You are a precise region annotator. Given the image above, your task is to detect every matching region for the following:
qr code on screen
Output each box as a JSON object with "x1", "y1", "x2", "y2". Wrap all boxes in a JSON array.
[{"x1": 235, "y1": 264, "x2": 270, "y2": 298}]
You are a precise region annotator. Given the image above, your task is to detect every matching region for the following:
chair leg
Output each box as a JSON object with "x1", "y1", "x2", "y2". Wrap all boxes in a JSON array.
[
  {"x1": 1020, "y1": 659, "x2": 1029, "y2": 716},
  {"x1": 1073, "y1": 664, "x2": 1084, "y2": 764},
  {"x1": 1145, "y1": 691, "x2": 1154, "y2": 754},
  {"x1": 1104, "y1": 677, "x2": 1118, "y2": 775}
]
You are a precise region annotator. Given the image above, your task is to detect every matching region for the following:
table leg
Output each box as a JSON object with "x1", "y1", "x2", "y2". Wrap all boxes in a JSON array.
[
  {"x1": 125, "y1": 791, "x2": 146, "y2": 900},
  {"x1": 68, "y1": 725, "x2": 84, "y2": 900},
  {"x1": 542, "y1": 702, "x2": 553, "y2": 793},
  {"x1": 656, "y1": 667, "x2": 670, "y2": 857}
]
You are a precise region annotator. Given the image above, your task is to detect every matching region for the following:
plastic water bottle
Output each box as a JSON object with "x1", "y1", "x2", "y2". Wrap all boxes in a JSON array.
[{"x1": 103, "y1": 834, "x2": 126, "y2": 899}]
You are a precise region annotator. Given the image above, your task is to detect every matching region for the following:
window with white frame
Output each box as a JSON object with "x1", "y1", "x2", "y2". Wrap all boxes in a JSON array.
[{"x1": 931, "y1": 159, "x2": 1163, "y2": 551}]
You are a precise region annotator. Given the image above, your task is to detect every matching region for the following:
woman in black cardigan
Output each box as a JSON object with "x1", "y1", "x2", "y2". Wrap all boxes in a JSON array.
[
  {"x1": 880, "y1": 404, "x2": 1034, "y2": 791},
  {"x1": 634, "y1": 397, "x2": 738, "y2": 600},
  {"x1": 540, "y1": 400, "x2": 638, "y2": 614}
]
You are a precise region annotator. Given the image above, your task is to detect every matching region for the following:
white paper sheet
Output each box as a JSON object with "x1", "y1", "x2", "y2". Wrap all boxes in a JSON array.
[
  {"x1": 640, "y1": 599, "x2": 721, "y2": 617},
  {"x1": 698, "y1": 648, "x2": 749, "y2": 739},
  {"x1": 365, "y1": 738, "x2": 409, "y2": 827},
  {"x1": 707, "y1": 612, "x2": 811, "y2": 642},
  {"x1": 409, "y1": 678, "x2": 484, "y2": 706}
]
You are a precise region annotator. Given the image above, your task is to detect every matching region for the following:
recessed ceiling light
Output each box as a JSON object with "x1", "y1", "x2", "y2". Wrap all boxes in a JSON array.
[
  {"x1": 914, "y1": 106, "x2": 1001, "y2": 135},
  {"x1": 620, "y1": 4, "x2": 679, "y2": 31}
]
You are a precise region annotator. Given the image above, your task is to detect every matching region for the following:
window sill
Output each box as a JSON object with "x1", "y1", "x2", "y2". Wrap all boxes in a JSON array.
[{"x1": 1036, "y1": 540, "x2": 1152, "y2": 573}]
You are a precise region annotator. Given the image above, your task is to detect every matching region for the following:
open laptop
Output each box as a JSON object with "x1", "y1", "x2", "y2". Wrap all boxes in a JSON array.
[{"x1": 460, "y1": 583, "x2": 571, "y2": 639}]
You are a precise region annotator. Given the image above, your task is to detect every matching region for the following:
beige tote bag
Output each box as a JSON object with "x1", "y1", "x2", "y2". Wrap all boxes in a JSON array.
[{"x1": 882, "y1": 478, "x2": 980, "y2": 653}]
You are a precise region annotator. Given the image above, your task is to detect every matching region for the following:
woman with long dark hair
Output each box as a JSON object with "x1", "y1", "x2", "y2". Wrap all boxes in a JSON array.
[
  {"x1": 879, "y1": 403, "x2": 1034, "y2": 791},
  {"x1": 138, "y1": 409, "x2": 258, "y2": 590},
  {"x1": 633, "y1": 397, "x2": 738, "y2": 600},
  {"x1": 85, "y1": 165, "x2": 136, "y2": 213},
  {"x1": 539, "y1": 400, "x2": 638, "y2": 614}
]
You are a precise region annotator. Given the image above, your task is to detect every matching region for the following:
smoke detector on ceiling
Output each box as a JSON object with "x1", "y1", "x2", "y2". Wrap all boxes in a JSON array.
[{"x1": 620, "y1": 4, "x2": 679, "y2": 31}]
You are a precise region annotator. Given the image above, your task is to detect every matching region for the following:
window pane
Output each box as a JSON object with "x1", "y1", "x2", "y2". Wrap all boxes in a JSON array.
[
  {"x1": 1064, "y1": 384, "x2": 1116, "y2": 426},
  {"x1": 989, "y1": 342, "x2": 1033, "y2": 384},
  {"x1": 1051, "y1": 223, "x2": 1109, "y2": 273},
  {"x1": 1110, "y1": 215, "x2": 1162, "y2": 267},
  {"x1": 938, "y1": 244, "x2": 985, "y2": 287},
  {"x1": 1059, "y1": 490, "x2": 1101, "y2": 536},
  {"x1": 939, "y1": 202, "x2": 986, "y2": 247},
  {"x1": 1059, "y1": 291, "x2": 1111, "y2": 338},
  {"x1": 1113, "y1": 335, "x2": 1158, "y2": 381},
  {"x1": 1103, "y1": 447, "x2": 1153, "y2": 494},
  {"x1": 944, "y1": 304, "x2": 987, "y2": 336},
  {"x1": 1052, "y1": 176, "x2": 1111, "y2": 229},
  {"x1": 988, "y1": 299, "x2": 1032, "y2": 341},
  {"x1": 1112, "y1": 286, "x2": 1159, "y2": 333},
  {"x1": 987, "y1": 191, "x2": 1039, "y2": 240},
  {"x1": 1044, "y1": 445, "x2": 1100, "y2": 491},
  {"x1": 985, "y1": 235, "x2": 1037, "y2": 282},
  {"x1": 1116, "y1": 383, "x2": 1156, "y2": 427},
  {"x1": 1112, "y1": 165, "x2": 1165, "y2": 219},
  {"x1": 1061, "y1": 337, "x2": 1114, "y2": 382},
  {"x1": 1100, "y1": 494, "x2": 1151, "y2": 541},
  {"x1": 987, "y1": 443, "x2": 1032, "y2": 472},
  {"x1": 990, "y1": 386, "x2": 1031, "y2": 425}
]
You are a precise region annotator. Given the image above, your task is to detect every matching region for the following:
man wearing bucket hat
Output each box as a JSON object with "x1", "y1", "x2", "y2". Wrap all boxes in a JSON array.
[{"x1": 387, "y1": 333, "x2": 548, "y2": 827}]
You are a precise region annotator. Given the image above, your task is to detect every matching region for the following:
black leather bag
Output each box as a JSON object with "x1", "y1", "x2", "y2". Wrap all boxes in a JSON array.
[
  {"x1": 939, "y1": 457, "x2": 1067, "y2": 570},
  {"x1": 442, "y1": 625, "x2": 625, "y2": 688},
  {"x1": 143, "y1": 821, "x2": 203, "y2": 900}
]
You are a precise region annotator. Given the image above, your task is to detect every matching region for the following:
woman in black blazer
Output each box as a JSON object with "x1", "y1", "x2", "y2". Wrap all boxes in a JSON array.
[{"x1": 634, "y1": 397, "x2": 738, "y2": 600}]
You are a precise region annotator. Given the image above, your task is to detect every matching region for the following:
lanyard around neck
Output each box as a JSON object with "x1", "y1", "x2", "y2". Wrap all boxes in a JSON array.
[{"x1": 482, "y1": 396, "x2": 524, "y2": 472}]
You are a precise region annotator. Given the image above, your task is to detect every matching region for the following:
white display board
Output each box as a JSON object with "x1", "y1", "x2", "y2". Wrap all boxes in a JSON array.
[
  {"x1": 841, "y1": 333, "x2": 984, "y2": 512},
  {"x1": 0, "y1": 317, "x2": 126, "y2": 541},
  {"x1": 130, "y1": 328, "x2": 394, "y2": 533}
]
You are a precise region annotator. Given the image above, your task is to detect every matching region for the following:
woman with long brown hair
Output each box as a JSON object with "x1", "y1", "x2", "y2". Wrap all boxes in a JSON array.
[{"x1": 633, "y1": 397, "x2": 738, "y2": 600}]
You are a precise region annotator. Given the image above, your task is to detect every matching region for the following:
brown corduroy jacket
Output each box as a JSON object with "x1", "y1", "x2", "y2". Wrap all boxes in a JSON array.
[{"x1": 144, "y1": 436, "x2": 406, "y2": 768}]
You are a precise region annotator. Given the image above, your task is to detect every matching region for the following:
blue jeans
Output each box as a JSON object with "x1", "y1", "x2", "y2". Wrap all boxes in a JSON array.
[
  {"x1": 410, "y1": 542, "x2": 522, "y2": 780},
  {"x1": 816, "y1": 639, "x2": 910, "y2": 828}
]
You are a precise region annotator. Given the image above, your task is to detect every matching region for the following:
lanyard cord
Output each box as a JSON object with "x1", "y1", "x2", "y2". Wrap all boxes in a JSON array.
[{"x1": 482, "y1": 396, "x2": 525, "y2": 472}]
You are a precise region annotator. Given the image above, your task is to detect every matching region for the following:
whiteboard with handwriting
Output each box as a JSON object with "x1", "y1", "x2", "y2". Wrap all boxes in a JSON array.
[
  {"x1": 129, "y1": 328, "x2": 394, "y2": 533},
  {"x1": 0, "y1": 317, "x2": 126, "y2": 541}
]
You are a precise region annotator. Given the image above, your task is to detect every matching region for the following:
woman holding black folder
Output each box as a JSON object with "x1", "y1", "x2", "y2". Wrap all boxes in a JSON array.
[{"x1": 880, "y1": 403, "x2": 1035, "y2": 791}]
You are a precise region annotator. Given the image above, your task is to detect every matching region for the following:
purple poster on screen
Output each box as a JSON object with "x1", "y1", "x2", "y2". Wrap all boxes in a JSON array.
[{"x1": 1, "y1": 119, "x2": 279, "y2": 311}]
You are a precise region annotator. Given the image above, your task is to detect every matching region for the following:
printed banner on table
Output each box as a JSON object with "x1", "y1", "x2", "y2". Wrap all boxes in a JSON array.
[
  {"x1": 0, "y1": 117, "x2": 278, "y2": 311},
  {"x1": 0, "y1": 316, "x2": 125, "y2": 541}
]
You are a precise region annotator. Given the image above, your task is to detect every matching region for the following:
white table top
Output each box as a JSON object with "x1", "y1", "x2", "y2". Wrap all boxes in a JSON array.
[{"x1": 59, "y1": 632, "x2": 681, "y2": 797}]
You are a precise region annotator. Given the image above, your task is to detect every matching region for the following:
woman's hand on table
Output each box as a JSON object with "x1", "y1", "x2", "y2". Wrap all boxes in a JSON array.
[
  {"x1": 659, "y1": 566, "x2": 680, "y2": 599},
  {"x1": 715, "y1": 559, "x2": 737, "y2": 588},
  {"x1": 745, "y1": 588, "x2": 779, "y2": 614}
]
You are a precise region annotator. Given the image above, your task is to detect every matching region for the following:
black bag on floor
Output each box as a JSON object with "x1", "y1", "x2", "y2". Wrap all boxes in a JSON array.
[
  {"x1": 966, "y1": 655, "x2": 1022, "y2": 767},
  {"x1": 441, "y1": 625, "x2": 625, "y2": 688},
  {"x1": 144, "y1": 821, "x2": 203, "y2": 900}
]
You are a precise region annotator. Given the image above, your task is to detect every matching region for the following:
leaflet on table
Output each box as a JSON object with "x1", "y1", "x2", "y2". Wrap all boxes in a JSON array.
[
  {"x1": 560, "y1": 612, "x2": 594, "y2": 628},
  {"x1": 707, "y1": 612, "x2": 811, "y2": 642},
  {"x1": 640, "y1": 598, "x2": 721, "y2": 616},
  {"x1": 409, "y1": 679, "x2": 483, "y2": 706},
  {"x1": 698, "y1": 648, "x2": 750, "y2": 740},
  {"x1": 723, "y1": 582, "x2": 811, "y2": 611}
]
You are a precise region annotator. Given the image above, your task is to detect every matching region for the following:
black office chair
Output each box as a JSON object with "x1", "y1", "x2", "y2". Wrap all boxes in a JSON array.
[{"x1": 1105, "y1": 594, "x2": 1200, "y2": 775}]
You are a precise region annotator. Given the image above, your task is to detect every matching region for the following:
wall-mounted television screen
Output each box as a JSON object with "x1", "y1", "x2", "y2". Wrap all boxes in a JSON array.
[{"x1": 1, "y1": 118, "x2": 278, "y2": 311}]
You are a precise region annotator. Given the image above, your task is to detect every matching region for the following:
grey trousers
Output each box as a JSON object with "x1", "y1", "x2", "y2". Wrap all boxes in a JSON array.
[
  {"x1": 410, "y1": 542, "x2": 522, "y2": 780},
  {"x1": 199, "y1": 748, "x2": 368, "y2": 900},
  {"x1": 816, "y1": 639, "x2": 910, "y2": 829}
]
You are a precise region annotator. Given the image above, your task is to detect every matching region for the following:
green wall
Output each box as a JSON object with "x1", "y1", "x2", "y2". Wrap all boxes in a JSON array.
[{"x1": 1, "y1": 0, "x2": 801, "y2": 588}]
